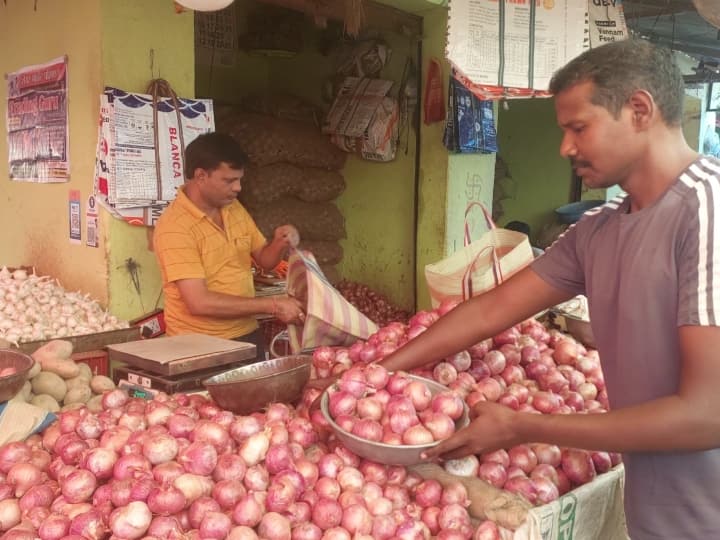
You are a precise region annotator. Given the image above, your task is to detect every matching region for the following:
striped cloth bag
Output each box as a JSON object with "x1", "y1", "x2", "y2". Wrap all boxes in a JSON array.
[{"x1": 286, "y1": 250, "x2": 377, "y2": 353}]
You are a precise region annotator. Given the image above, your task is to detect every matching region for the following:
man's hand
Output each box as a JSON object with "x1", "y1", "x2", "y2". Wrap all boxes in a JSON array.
[
  {"x1": 274, "y1": 297, "x2": 305, "y2": 325},
  {"x1": 422, "y1": 401, "x2": 520, "y2": 461},
  {"x1": 274, "y1": 225, "x2": 300, "y2": 248}
]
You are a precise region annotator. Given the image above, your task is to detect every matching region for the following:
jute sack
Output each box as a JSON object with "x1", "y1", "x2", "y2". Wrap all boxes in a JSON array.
[
  {"x1": 286, "y1": 250, "x2": 375, "y2": 353},
  {"x1": 425, "y1": 203, "x2": 534, "y2": 308},
  {"x1": 240, "y1": 164, "x2": 346, "y2": 209},
  {"x1": 250, "y1": 198, "x2": 346, "y2": 242},
  {"x1": 215, "y1": 108, "x2": 347, "y2": 170}
]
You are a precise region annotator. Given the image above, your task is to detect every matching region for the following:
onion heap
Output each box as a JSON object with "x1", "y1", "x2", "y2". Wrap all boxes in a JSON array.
[
  {"x1": 0, "y1": 267, "x2": 129, "y2": 345},
  {"x1": 309, "y1": 298, "x2": 620, "y2": 507},
  {"x1": 326, "y1": 365, "x2": 464, "y2": 446},
  {"x1": 336, "y1": 280, "x2": 410, "y2": 327},
  {"x1": 0, "y1": 389, "x2": 505, "y2": 540}
]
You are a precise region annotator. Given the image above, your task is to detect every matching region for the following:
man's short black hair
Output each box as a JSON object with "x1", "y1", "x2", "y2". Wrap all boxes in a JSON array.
[{"x1": 184, "y1": 132, "x2": 249, "y2": 180}]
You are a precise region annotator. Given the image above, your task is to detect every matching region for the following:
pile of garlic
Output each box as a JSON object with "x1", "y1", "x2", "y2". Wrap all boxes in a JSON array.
[{"x1": 0, "y1": 267, "x2": 129, "y2": 344}]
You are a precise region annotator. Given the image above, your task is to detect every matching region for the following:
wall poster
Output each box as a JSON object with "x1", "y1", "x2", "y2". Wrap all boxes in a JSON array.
[{"x1": 6, "y1": 56, "x2": 70, "y2": 183}]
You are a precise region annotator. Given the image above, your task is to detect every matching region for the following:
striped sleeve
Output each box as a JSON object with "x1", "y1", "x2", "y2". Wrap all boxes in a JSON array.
[{"x1": 677, "y1": 158, "x2": 720, "y2": 327}]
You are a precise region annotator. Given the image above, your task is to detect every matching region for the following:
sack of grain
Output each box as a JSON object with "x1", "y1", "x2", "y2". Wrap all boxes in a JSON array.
[
  {"x1": 299, "y1": 240, "x2": 344, "y2": 265},
  {"x1": 242, "y1": 93, "x2": 319, "y2": 126},
  {"x1": 215, "y1": 108, "x2": 347, "y2": 170},
  {"x1": 297, "y1": 168, "x2": 345, "y2": 202},
  {"x1": 250, "y1": 197, "x2": 346, "y2": 241},
  {"x1": 240, "y1": 164, "x2": 345, "y2": 208}
]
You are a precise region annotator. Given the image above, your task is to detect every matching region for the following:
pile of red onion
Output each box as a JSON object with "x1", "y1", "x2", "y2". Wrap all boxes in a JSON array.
[
  {"x1": 310, "y1": 298, "x2": 621, "y2": 507},
  {"x1": 0, "y1": 386, "x2": 506, "y2": 540},
  {"x1": 326, "y1": 365, "x2": 465, "y2": 446},
  {"x1": 336, "y1": 280, "x2": 410, "y2": 327}
]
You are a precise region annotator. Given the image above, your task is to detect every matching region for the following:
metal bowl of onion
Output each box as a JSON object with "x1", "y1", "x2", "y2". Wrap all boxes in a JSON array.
[
  {"x1": 203, "y1": 355, "x2": 311, "y2": 415},
  {"x1": 320, "y1": 373, "x2": 469, "y2": 466},
  {"x1": 0, "y1": 350, "x2": 34, "y2": 403}
]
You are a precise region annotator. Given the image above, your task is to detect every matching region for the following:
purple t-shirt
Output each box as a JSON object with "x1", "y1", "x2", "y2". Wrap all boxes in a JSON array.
[{"x1": 532, "y1": 156, "x2": 720, "y2": 540}]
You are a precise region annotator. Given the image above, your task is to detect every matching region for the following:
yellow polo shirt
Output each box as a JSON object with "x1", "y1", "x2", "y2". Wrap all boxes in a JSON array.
[{"x1": 153, "y1": 187, "x2": 266, "y2": 338}]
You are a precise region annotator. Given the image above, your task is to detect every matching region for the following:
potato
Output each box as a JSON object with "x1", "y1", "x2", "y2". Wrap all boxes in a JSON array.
[
  {"x1": 31, "y1": 394, "x2": 60, "y2": 412},
  {"x1": 86, "y1": 395, "x2": 103, "y2": 413},
  {"x1": 90, "y1": 376, "x2": 115, "y2": 394},
  {"x1": 61, "y1": 402, "x2": 85, "y2": 412},
  {"x1": 64, "y1": 386, "x2": 92, "y2": 405},
  {"x1": 38, "y1": 358, "x2": 80, "y2": 379},
  {"x1": 77, "y1": 363, "x2": 93, "y2": 381},
  {"x1": 28, "y1": 360, "x2": 41, "y2": 379},
  {"x1": 66, "y1": 375, "x2": 91, "y2": 391},
  {"x1": 32, "y1": 340, "x2": 73, "y2": 362},
  {"x1": 31, "y1": 372, "x2": 67, "y2": 402}
]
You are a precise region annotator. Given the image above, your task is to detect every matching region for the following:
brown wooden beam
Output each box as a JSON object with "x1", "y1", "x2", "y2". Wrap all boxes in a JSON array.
[{"x1": 252, "y1": 0, "x2": 423, "y2": 38}]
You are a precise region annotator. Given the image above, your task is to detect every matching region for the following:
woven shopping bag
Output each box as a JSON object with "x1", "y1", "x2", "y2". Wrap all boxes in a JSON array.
[
  {"x1": 425, "y1": 203, "x2": 534, "y2": 308},
  {"x1": 286, "y1": 250, "x2": 377, "y2": 353}
]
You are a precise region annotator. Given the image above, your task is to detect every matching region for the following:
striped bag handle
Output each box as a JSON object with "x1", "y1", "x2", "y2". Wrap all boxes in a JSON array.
[{"x1": 461, "y1": 202, "x2": 503, "y2": 300}]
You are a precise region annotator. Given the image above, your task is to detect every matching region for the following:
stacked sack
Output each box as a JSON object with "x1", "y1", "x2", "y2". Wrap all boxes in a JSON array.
[{"x1": 215, "y1": 95, "x2": 347, "y2": 282}]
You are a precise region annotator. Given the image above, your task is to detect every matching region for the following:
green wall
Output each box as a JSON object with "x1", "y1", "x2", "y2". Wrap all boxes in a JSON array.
[
  {"x1": 414, "y1": 6, "x2": 450, "y2": 309},
  {"x1": 496, "y1": 98, "x2": 571, "y2": 246},
  {"x1": 100, "y1": 0, "x2": 195, "y2": 320}
]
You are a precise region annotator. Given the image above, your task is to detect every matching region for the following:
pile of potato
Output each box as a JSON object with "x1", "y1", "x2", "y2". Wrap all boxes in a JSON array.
[{"x1": 12, "y1": 339, "x2": 116, "y2": 412}]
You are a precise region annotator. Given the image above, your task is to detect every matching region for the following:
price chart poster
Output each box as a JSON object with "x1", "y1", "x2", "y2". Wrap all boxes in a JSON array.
[{"x1": 6, "y1": 56, "x2": 70, "y2": 183}]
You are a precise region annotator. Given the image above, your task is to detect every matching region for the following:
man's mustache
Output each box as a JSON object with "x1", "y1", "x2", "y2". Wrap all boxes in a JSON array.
[{"x1": 570, "y1": 159, "x2": 591, "y2": 169}]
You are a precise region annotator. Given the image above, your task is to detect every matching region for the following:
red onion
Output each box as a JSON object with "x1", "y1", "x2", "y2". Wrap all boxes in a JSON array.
[
  {"x1": 561, "y1": 449, "x2": 596, "y2": 485},
  {"x1": 591, "y1": 451, "x2": 612, "y2": 474},
  {"x1": 318, "y1": 453, "x2": 343, "y2": 479},
  {"x1": 504, "y1": 476, "x2": 538, "y2": 504},
  {"x1": 420, "y1": 506, "x2": 441, "y2": 535},
  {"x1": 315, "y1": 477, "x2": 341, "y2": 500},
  {"x1": 312, "y1": 497, "x2": 343, "y2": 530},
  {"x1": 153, "y1": 461, "x2": 185, "y2": 485},
  {"x1": 402, "y1": 425, "x2": 434, "y2": 445},
  {"x1": 240, "y1": 431, "x2": 271, "y2": 467},
  {"x1": 148, "y1": 515, "x2": 183, "y2": 537},
  {"x1": 337, "y1": 467, "x2": 363, "y2": 492},
  {"x1": 389, "y1": 411, "x2": 420, "y2": 434},
  {"x1": 178, "y1": 441, "x2": 217, "y2": 476},
  {"x1": 192, "y1": 420, "x2": 230, "y2": 450},
  {"x1": 288, "y1": 418, "x2": 317, "y2": 448},
  {"x1": 361, "y1": 481, "x2": 383, "y2": 502},
  {"x1": 264, "y1": 443, "x2": 293, "y2": 475},
  {"x1": 147, "y1": 485, "x2": 186, "y2": 516},
  {"x1": 356, "y1": 397, "x2": 383, "y2": 421},
  {"x1": 243, "y1": 464, "x2": 269, "y2": 491},
  {"x1": 92, "y1": 484, "x2": 112, "y2": 507},
  {"x1": 232, "y1": 494, "x2": 264, "y2": 527},
  {"x1": 60, "y1": 469, "x2": 96, "y2": 503},
  {"x1": 18, "y1": 483, "x2": 54, "y2": 511},
  {"x1": 414, "y1": 479, "x2": 442, "y2": 507},
  {"x1": 372, "y1": 514, "x2": 397, "y2": 538},
  {"x1": 79, "y1": 447, "x2": 116, "y2": 481},
  {"x1": 109, "y1": 500, "x2": 151, "y2": 539},
  {"x1": 474, "y1": 378, "x2": 503, "y2": 402},
  {"x1": 74, "y1": 414, "x2": 102, "y2": 440},
  {"x1": 166, "y1": 414, "x2": 196, "y2": 439},
  {"x1": 403, "y1": 380, "x2": 432, "y2": 411},
  {"x1": 351, "y1": 419, "x2": 383, "y2": 442},
  {"x1": 334, "y1": 445, "x2": 360, "y2": 468},
  {"x1": 6, "y1": 463, "x2": 41, "y2": 498},
  {"x1": 173, "y1": 473, "x2": 213, "y2": 503},
  {"x1": 38, "y1": 513, "x2": 71, "y2": 540},
  {"x1": 478, "y1": 461, "x2": 507, "y2": 488},
  {"x1": 259, "y1": 512, "x2": 291, "y2": 540},
  {"x1": 188, "y1": 496, "x2": 221, "y2": 529},
  {"x1": 423, "y1": 412, "x2": 456, "y2": 440},
  {"x1": 533, "y1": 476, "x2": 560, "y2": 504},
  {"x1": 199, "y1": 511, "x2": 232, "y2": 539},
  {"x1": 99, "y1": 426, "x2": 131, "y2": 453},
  {"x1": 69, "y1": 509, "x2": 107, "y2": 540},
  {"x1": 508, "y1": 445, "x2": 538, "y2": 475},
  {"x1": 266, "y1": 478, "x2": 298, "y2": 513},
  {"x1": 432, "y1": 362, "x2": 458, "y2": 386},
  {"x1": 292, "y1": 522, "x2": 322, "y2": 540},
  {"x1": 213, "y1": 453, "x2": 247, "y2": 483},
  {"x1": 439, "y1": 481, "x2": 468, "y2": 506},
  {"x1": 142, "y1": 433, "x2": 179, "y2": 465},
  {"x1": 341, "y1": 504, "x2": 372, "y2": 535}
]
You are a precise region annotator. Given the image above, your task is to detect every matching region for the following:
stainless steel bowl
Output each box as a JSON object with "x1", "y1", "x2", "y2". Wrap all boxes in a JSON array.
[
  {"x1": 203, "y1": 355, "x2": 311, "y2": 415},
  {"x1": 321, "y1": 374, "x2": 470, "y2": 466},
  {"x1": 0, "y1": 350, "x2": 34, "y2": 402}
]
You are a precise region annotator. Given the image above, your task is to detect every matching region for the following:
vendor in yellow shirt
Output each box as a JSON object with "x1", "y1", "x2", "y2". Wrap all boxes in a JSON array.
[{"x1": 153, "y1": 132, "x2": 304, "y2": 359}]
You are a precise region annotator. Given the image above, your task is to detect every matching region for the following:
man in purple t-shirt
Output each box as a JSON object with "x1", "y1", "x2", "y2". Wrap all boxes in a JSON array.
[{"x1": 379, "y1": 40, "x2": 720, "y2": 539}]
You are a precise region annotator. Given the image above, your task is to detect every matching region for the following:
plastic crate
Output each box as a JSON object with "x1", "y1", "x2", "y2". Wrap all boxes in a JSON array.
[{"x1": 71, "y1": 350, "x2": 109, "y2": 376}]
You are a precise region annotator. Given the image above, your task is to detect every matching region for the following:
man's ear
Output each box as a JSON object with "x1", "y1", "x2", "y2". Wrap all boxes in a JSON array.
[
  {"x1": 627, "y1": 89, "x2": 655, "y2": 131},
  {"x1": 192, "y1": 168, "x2": 208, "y2": 182}
]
